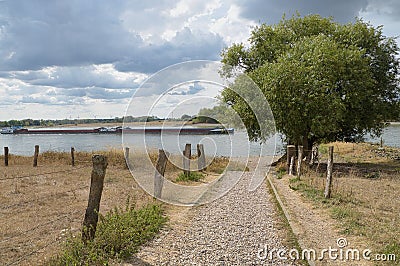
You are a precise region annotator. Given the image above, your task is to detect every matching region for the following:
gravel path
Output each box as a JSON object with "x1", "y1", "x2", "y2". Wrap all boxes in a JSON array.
[{"x1": 134, "y1": 160, "x2": 298, "y2": 265}]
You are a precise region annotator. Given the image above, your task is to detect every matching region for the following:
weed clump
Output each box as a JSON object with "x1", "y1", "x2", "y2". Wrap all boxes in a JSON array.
[
  {"x1": 49, "y1": 202, "x2": 166, "y2": 265},
  {"x1": 176, "y1": 171, "x2": 204, "y2": 182}
]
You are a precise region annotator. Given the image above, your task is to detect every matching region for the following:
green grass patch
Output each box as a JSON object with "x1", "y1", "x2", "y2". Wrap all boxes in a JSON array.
[
  {"x1": 288, "y1": 178, "x2": 324, "y2": 202},
  {"x1": 379, "y1": 242, "x2": 400, "y2": 265},
  {"x1": 318, "y1": 144, "x2": 329, "y2": 155},
  {"x1": 287, "y1": 177, "x2": 364, "y2": 235},
  {"x1": 276, "y1": 166, "x2": 286, "y2": 179},
  {"x1": 48, "y1": 202, "x2": 167, "y2": 265},
  {"x1": 330, "y1": 206, "x2": 364, "y2": 235},
  {"x1": 176, "y1": 171, "x2": 204, "y2": 182}
]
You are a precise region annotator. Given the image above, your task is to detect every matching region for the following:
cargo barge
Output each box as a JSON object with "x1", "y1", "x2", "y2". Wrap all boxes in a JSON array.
[{"x1": 2, "y1": 127, "x2": 234, "y2": 135}]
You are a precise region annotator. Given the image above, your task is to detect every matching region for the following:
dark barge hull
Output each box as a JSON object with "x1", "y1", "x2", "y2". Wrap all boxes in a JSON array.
[{"x1": 12, "y1": 127, "x2": 234, "y2": 135}]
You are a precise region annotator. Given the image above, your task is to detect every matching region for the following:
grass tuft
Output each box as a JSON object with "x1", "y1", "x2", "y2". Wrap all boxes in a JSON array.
[
  {"x1": 176, "y1": 171, "x2": 204, "y2": 182},
  {"x1": 48, "y1": 202, "x2": 166, "y2": 265}
]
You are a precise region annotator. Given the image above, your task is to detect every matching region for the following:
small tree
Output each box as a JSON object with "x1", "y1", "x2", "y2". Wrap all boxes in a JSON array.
[
  {"x1": 221, "y1": 14, "x2": 400, "y2": 152},
  {"x1": 180, "y1": 114, "x2": 192, "y2": 121}
]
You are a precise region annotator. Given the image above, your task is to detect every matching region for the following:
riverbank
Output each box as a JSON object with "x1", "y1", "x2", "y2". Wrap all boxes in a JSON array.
[{"x1": 270, "y1": 142, "x2": 400, "y2": 265}]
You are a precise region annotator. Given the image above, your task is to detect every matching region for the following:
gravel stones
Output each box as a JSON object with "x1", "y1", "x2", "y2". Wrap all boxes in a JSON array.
[{"x1": 136, "y1": 165, "x2": 298, "y2": 265}]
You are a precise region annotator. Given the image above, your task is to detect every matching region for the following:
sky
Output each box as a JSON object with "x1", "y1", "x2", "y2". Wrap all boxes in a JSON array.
[{"x1": 0, "y1": 0, "x2": 399, "y2": 120}]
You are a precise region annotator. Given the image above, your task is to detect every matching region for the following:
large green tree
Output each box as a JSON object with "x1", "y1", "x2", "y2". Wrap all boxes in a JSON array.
[{"x1": 221, "y1": 14, "x2": 400, "y2": 151}]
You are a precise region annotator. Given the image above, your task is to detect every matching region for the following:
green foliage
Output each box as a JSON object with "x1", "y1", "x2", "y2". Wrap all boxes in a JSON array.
[
  {"x1": 197, "y1": 104, "x2": 241, "y2": 128},
  {"x1": 191, "y1": 115, "x2": 219, "y2": 124},
  {"x1": 49, "y1": 202, "x2": 166, "y2": 265},
  {"x1": 176, "y1": 171, "x2": 204, "y2": 182},
  {"x1": 276, "y1": 165, "x2": 286, "y2": 179},
  {"x1": 221, "y1": 14, "x2": 400, "y2": 147},
  {"x1": 330, "y1": 206, "x2": 364, "y2": 235},
  {"x1": 380, "y1": 242, "x2": 400, "y2": 264},
  {"x1": 318, "y1": 144, "x2": 329, "y2": 155},
  {"x1": 180, "y1": 114, "x2": 192, "y2": 121}
]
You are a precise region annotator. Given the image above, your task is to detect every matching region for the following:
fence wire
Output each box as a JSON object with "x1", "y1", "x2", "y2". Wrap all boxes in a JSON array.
[
  {"x1": 0, "y1": 210, "x2": 82, "y2": 244},
  {"x1": 0, "y1": 183, "x2": 90, "y2": 211},
  {"x1": 4, "y1": 210, "x2": 82, "y2": 266},
  {"x1": 0, "y1": 164, "x2": 91, "y2": 181}
]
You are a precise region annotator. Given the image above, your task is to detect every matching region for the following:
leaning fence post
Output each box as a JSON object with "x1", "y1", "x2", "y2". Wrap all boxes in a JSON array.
[
  {"x1": 324, "y1": 146, "x2": 334, "y2": 199},
  {"x1": 154, "y1": 149, "x2": 169, "y2": 198},
  {"x1": 287, "y1": 145, "x2": 296, "y2": 173},
  {"x1": 183, "y1": 143, "x2": 191, "y2": 177},
  {"x1": 82, "y1": 155, "x2": 108, "y2": 242},
  {"x1": 4, "y1": 147, "x2": 9, "y2": 166},
  {"x1": 197, "y1": 144, "x2": 206, "y2": 171},
  {"x1": 33, "y1": 145, "x2": 39, "y2": 167},
  {"x1": 296, "y1": 146, "x2": 303, "y2": 178},
  {"x1": 71, "y1": 147, "x2": 75, "y2": 167}
]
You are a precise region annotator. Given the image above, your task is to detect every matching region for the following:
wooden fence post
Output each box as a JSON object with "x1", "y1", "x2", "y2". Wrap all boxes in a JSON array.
[
  {"x1": 124, "y1": 147, "x2": 130, "y2": 168},
  {"x1": 33, "y1": 145, "x2": 39, "y2": 167},
  {"x1": 82, "y1": 155, "x2": 108, "y2": 242},
  {"x1": 297, "y1": 146, "x2": 303, "y2": 178},
  {"x1": 183, "y1": 143, "x2": 191, "y2": 177},
  {"x1": 309, "y1": 145, "x2": 318, "y2": 166},
  {"x1": 154, "y1": 149, "x2": 169, "y2": 198},
  {"x1": 71, "y1": 147, "x2": 75, "y2": 167},
  {"x1": 324, "y1": 146, "x2": 334, "y2": 199},
  {"x1": 289, "y1": 156, "x2": 295, "y2": 176},
  {"x1": 4, "y1": 147, "x2": 9, "y2": 166},
  {"x1": 197, "y1": 144, "x2": 206, "y2": 171},
  {"x1": 287, "y1": 145, "x2": 296, "y2": 173}
]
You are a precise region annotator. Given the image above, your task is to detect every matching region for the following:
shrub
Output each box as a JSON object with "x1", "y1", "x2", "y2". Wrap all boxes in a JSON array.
[
  {"x1": 176, "y1": 171, "x2": 204, "y2": 182},
  {"x1": 49, "y1": 202, "x2": 166, "y2": 265}
]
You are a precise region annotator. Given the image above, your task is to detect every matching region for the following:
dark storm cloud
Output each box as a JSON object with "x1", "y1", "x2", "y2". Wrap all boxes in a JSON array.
[
  {"x1": 236, "y1": 0, "x2": 369, "y2": 24},
  {"x1": 0, "y1": 0, "x2": 224, "y2": 73},
  {"x1": 362, "y1": 0, "x2": 400, "y2": 22},
  {"x1": 115, "y1": 27, "x2": 224, "y2": 73},
  {"x1": 0, "y1": 0, "x2": 137, "y2": 71}
]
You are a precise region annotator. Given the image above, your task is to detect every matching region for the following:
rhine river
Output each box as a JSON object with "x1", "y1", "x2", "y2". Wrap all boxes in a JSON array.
[{"x1": 0, "y1": 124, "x2": 398, "y2": 157}]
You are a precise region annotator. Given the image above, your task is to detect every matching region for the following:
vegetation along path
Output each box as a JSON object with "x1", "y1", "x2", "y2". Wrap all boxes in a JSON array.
[{"x1": 134, "y1": 159, "x2": 298, "y2": 265}]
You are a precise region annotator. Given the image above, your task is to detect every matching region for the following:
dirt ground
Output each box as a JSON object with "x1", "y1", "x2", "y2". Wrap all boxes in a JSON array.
[
  {"x1": 269, "y1": 142, "x2": 400, "y2": 265},
  {"x1": 269, "y1": 175, "x2": 372, "y2": 266},
  {"x1": 0, "y1": 151, "x2": 152, "y2": 265}
]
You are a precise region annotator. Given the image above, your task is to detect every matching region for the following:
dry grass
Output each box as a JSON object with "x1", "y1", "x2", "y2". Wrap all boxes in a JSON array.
[
  {"x1": 0, "y1": 149, "x2": 153, "y2": 265},
  {"x1": 0, "y1": 149, "x2": 247, "y2": 265},
  {"x1": 287, "y1": 142, "x2": 400, "y2": 264}
]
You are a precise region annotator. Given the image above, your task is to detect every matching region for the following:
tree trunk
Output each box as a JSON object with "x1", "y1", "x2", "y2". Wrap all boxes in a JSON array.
[{"x1": 301, "y1": 137, "x2": 314, "y2": 162}]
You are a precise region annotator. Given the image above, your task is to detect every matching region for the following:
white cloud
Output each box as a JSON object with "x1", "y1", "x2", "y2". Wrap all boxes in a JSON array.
[
  {"x1": 359, "y1": 0, "x2": 400, "y2": 39},
  {"x1": 209, "y1": 4, "x2": 257, "y2": 45}
]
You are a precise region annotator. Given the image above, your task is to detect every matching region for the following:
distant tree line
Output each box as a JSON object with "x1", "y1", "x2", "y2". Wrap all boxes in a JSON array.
[{"x1": 0, "y1": 116, "x2": 167, "y2": 127}]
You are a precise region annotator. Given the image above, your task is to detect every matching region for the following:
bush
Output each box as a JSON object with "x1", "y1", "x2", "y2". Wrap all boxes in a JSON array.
[
  {"x1": 176, "y1": 171, "x2": 204, "y2": 182},
  {"x1": 49, "y1": 202, "x2": 166, "y2": 265}
]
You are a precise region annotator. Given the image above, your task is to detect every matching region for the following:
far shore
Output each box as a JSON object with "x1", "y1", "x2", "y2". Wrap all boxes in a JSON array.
[{"x1": 27, "y1": 121, "x2": 222, "y2": 129}]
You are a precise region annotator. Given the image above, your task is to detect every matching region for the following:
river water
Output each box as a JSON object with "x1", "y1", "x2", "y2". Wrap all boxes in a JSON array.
[
  {"x1": 0, "y1": 130, "x2": 282, "y2": 157},
  {"x1": 0, "y1": 124, "x2": 398, "y2": 157}
]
